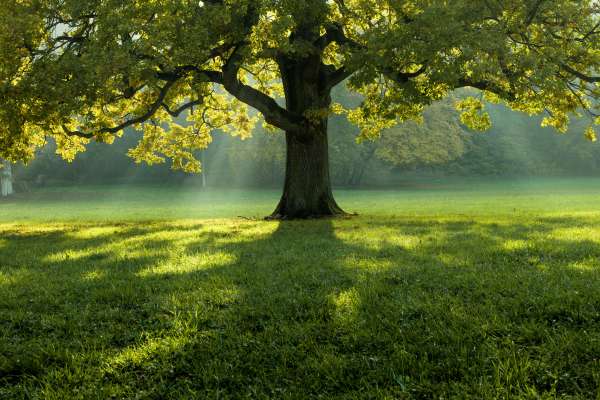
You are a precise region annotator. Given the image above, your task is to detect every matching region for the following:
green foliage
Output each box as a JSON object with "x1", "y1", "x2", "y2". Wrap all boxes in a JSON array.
[
  {"x1": 376, "y1": 100, "x2": 467, "y2": 167},
  {"x1": 442, "y1": 105, "x2": 600, "y2": 177},
  {"x1": 17, "y1": 100, "x2": 600, "y2": 188},
  {"x1": 232, "y1": 87, "x2": 470, "y2": 187},
  {"x1": 584, "y1": 126, "x2": 598, "y2": 142},
  {"x1": 456, "y1": 97, "x2": 492, "y2": 132},
  {"x1": 2, "y1": 183, "x2": 600, "y2": 398},
  {"x1": 1, "y1": 0, "x2": 600, "y2": 171}
]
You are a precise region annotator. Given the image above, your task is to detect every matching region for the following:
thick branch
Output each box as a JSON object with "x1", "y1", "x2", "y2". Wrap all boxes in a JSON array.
[
  {"x1": 320, "y1": 23, "x2": 361, "y2": 52},
  {"x1": 162, "y1": 99, "x2": 203, "y2": 118},
  {"x1": 315, "y1": 22, "x2": 351, "y2": 50},
  {"x1": 384, "y1": 64, "x2": 428, "y2": 84},
  {"x1": 222, "y1": 47, "x2": 302, "y2": 132},
  {"x1": 457, "y1": 78, "x2": 517, "y2": 101},
  {"x1": 320, "y1": 24, "x2": 428, "y2": 89},
  {"x1": 156, "y1": 65, "x2": 222, "y2": 83},
  {"x1": 561, "y1": 64, "x2": 600, "y2": 83},
  {"x1": 325, "y1": 65, "x2": 354, "y2": 89}
]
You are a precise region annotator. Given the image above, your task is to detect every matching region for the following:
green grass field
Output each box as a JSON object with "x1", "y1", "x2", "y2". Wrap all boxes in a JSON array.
[{"x1": 1, "y1": 179, "x2": 600, "y2": 399}]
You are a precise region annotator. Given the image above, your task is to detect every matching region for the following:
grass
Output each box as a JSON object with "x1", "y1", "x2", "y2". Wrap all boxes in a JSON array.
[{"x1": 1, "y1": 178, "x2": 600, "y2": 398}]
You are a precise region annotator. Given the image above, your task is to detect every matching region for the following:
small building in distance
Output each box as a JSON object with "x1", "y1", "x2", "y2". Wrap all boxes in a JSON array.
[{"x1": 1, "y1": 160, "x2": 13, "y2": 197}]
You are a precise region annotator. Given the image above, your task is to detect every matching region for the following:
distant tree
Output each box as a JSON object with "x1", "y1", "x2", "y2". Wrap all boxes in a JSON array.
[
  {"x1": 1, "y1": 160, "x2": 13, "y2": 197},
  {"x1": 2, "y1": 1, "x2": 600, "y2": 217},
  {"x1": 438, "y1": 104, "x2": 600, "y2": 177},
  {"x1": 330, "y1": 97, "x2": 467, "y2": 186}
]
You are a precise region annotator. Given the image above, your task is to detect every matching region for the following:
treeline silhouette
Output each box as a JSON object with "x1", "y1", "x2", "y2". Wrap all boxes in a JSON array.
[{"x1": 15, "y1": 101, "x2": 600, "y2": 189}]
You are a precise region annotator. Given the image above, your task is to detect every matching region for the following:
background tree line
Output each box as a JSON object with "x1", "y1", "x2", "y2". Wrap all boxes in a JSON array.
[{"x1": 13, "y1": 87, "x2": 600, "y2": 190}]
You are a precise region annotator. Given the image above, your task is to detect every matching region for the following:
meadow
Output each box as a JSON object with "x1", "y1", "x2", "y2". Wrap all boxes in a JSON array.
[{"x1": 1, "y1": 178, "x2": 600, "y2": 399}]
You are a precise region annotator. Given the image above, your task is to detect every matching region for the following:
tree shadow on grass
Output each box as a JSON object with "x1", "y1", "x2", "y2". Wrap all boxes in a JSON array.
[{"x1": 1, "y1": 216, "x2": 600, "y2": 398}]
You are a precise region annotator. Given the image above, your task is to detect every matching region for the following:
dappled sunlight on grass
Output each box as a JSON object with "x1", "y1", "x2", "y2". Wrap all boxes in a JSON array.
[
  {"x1": 330, "y1": 287, "x2": 361, "y2": 330},
  {"x1": 341, "y1": 255, "x2": 395, "y2": 272},
  {"x1": 436, "y1": 252, "x2": 470, "y2": 269},
  {"x1": 502, "y1": 239, "x2": 529, "y2": 251},
  {"x1": 137, "y1": 251, "x2": 238, "y2": 277},
  {"x1": 109, "y1": 336, "x2": 191, "y2": 373},
  {"x1": 0, "y1": 271, "x2": 11, "y2": 286},
  {"x1": 549, "y1": 226, "x2": 600, "y2": 244},
  {"x1": 64, "y1": 225, "x2": 125, "y2": 240},
  {"x1": 80, "y1": 269, "x2": 107, "y2": 282},
  {"x1": 567, "y1": 260, "x2": 598, "y2": 272},
  {"x1": 2, "y1": 198, "x2": 600, "y2": 397},
  {"x1": 334, "y1": 226, "x2": 423, "y2": 252},
  {"x1": 43, "y1": 247, "x2": 107, "y2": 263}
]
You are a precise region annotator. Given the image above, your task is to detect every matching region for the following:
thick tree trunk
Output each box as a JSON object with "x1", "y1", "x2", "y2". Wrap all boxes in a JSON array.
[
  {"x1": 268, "y1": 52, "x2": 347, "y2": 219},
  {"x1": 270, "y1": 124, "x2": 345, "y2": 219}
]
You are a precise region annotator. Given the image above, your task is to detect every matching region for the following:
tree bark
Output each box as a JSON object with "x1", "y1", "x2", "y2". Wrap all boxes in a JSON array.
[
  {"x1": 269, "y1": 55, "x2": 346, "y2": 219},
  {"x1": 270, "y1": 125, "x2": 345, "y2": 219}
]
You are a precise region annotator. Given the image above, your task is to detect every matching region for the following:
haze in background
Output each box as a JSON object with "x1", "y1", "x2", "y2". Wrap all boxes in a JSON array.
[{"x1": 13, "y1": 98, "x2": 600, "y2": 191}]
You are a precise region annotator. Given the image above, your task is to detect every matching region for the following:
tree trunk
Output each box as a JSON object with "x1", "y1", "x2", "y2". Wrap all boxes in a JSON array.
[
  {"x1": 270, "y1": 125, "x2": 345, "y2": 219},
  {"x1": 269, "y1": 54, "x2": 347, "y2": 219}
]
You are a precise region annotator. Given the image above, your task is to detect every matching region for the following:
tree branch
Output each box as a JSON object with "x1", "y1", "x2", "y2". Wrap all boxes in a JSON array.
[
  {"x1": 62, "y1": 80, "x2": 177, "y2": 138},
  {"x1": 457, "y1": 78, "x2": 517, "y2": 101},
  {"x1": 384, "y1": 64, "x2": 428, "y2": 84},
  {"x1": 560, "y1": 64, "x2": 600, "y2": 83},
  {"x1": 222, "y1": 47, "x2": 302, "y2": 132},
  {"x1": 161, "y1": 99, "x2": 203, "y2": 118},
  {"x1": 325, "y1": 65, "x2": 354, "y2": 89},
  {"x1": 525, "y1": 0, "x2": 545, "y2": 25},
  {"x1": 319, "y1": 24, "x2": 428, "y2": 89}
]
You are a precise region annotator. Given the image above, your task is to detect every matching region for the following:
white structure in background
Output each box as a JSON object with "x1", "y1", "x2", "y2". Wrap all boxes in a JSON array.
[
  {"x1": 1, "y1": 160, "x2": 13, "y2": 197},
  {"x1": 200, "y1": 151, "x2": 207, "y2": 188}
]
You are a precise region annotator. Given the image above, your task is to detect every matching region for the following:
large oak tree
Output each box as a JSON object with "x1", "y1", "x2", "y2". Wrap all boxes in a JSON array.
[{"x1": 1, "y1": 0, "x2": 600, "y2": 218}]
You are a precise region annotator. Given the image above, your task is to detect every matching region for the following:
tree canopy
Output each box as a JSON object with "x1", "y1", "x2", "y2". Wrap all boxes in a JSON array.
[
  {"x1": 1, "y1": 1, "x2": 600, "y2": 166},
  {"x1": 2, "y1": 1, "x2": 600, "y2": 217}
]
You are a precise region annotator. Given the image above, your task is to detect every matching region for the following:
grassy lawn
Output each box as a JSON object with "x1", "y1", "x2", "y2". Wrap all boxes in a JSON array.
[{"x1": 1, "y1": 179, "x2": 600, "y2": 398}]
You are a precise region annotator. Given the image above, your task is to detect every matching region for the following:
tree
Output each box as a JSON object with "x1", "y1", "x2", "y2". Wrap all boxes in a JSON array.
[
  {"x1": 222, "y1": 87, "x2": 468, "y2": 188},
  {"x1": 441, "y1": 104, "x2": 600, "y2": 177},
  {"x1": 329, "y1": 95, "x2": 467, "y2": 186},
  {"x1": 2, "y1": 1, "x2": 600, "y2": 218}
]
